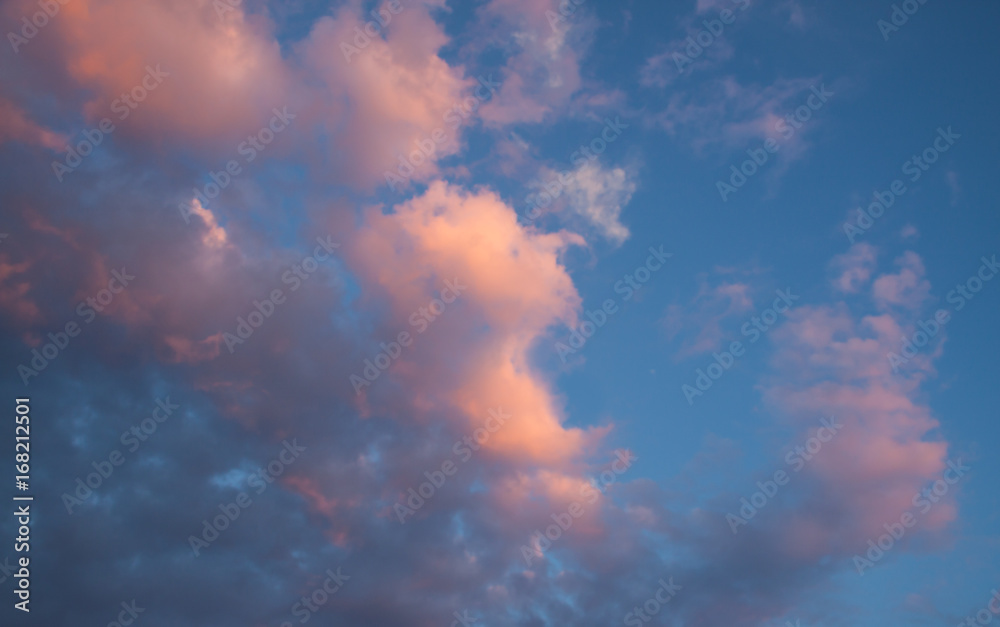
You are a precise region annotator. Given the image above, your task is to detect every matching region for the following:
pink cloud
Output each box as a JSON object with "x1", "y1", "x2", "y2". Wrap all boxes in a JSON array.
[
  {"x1": 472, "y1": 0, "x2": 588, "y2": 125},
  {"x1": 348, "y1": 180, "x2": 605, "y2": 468},
  {"x1": 44, "y1": 0, "x2": 292, "y2": 151},
  {"x1": 162, "y1": 333, "x2": 223, "y2": 364},
  {"x1": 647, "y1": 76, "x2": 825, "y2": 160},
  {"x1": 763, "y1": 255, "x2": 955, "y2": 551},
  {"x1": 0, "y1": 96, "x2": 66, "y2": 150},
  {"x1": 872, "y1": 251, "x2": 931, "y2": 311},
  {"x1": 297, "y1": 4, "x2": 475, "y2": 188},
  {"x1": 830, "y1": 242, "x2": 878, "y2": 293},
  {"x1": 663, "y1": 275, "x2": 756, "y2": 359},
  {"x1": 7, "y1": 0, "x2": 478, "y2": 189}
]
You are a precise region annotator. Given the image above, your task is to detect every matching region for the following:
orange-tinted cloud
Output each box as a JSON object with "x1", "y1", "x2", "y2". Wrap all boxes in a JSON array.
[
  {"x1": 46, "y1": 0, "x2": 291, "y2": 149},
  {"x1": 10, "y1": 0, "x2": 476, "y2": 188},
  {"x1": 349, "y1": 180, "x2": 605, "y2": 468}
]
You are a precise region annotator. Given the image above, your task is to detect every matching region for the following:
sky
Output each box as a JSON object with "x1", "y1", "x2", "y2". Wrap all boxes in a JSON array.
[{"x1": 0, "y1": 0, "x2": 998, "y2": 625}]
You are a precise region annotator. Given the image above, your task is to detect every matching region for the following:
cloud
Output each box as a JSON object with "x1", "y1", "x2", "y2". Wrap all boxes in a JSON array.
[
  {"x1": 647, "y1": 76, "x2": 824, "y2": 159},
  {"x1": 347, "y1": 180, "x2": 606, "y2": 468},
  {"x1": 830, "y1": 242, "x2": 878, "y2": 293},
  {"x1": 662, "y1": 272, "x2": 757, "y2": 359},
  {"x1": 0, "y1": 96, "x2": 66, "y2": 150},
  {"x1": 0, "y1": 144, "x2": 964, "y2": 627},
  {"x1": 760, "y1": 251, "x2": 953, "y2": 552},
  {"x1": 562, "y1": 162, "x2": 634, "y2": 246},
  {"x1": 533, "y1": 160, "x2": 635, "y2": 246},
  {"x1": 0, "y1": 3, "x2": 969, "y2": 625},
  {"x1": 640, "y1": 0, "x2": 808, "y2": 88},
  {"x1": 872, "y1": 251, "x2": 931, "y2": 311},
  {"x1": 297, "y1": 3, "x2": 475, "y2": 188},
  {"x1": 472, "y1": 0, "x2": 590, "y2": 125},
  {"x1": 761, "y1": 303, "x2": 953, "y2": 548},
  {"x1": 639, "y1": 36, "x2": 735, "y2": 89},
  {"x1": 696, "y1": 0, "x2": 731, "y2": 13},
  {"x1": 946, "y1": 170, "x2": 961, "y2": 207},
  {"x1": 40, "y1": 0, "x2": 290, "y2": 150},
  {"x1": 1, "y1": 0, "x2": 477, "y2": 190},
  {"x1": 630, "y1": 249, "x2": 957, "y2": 623}
]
